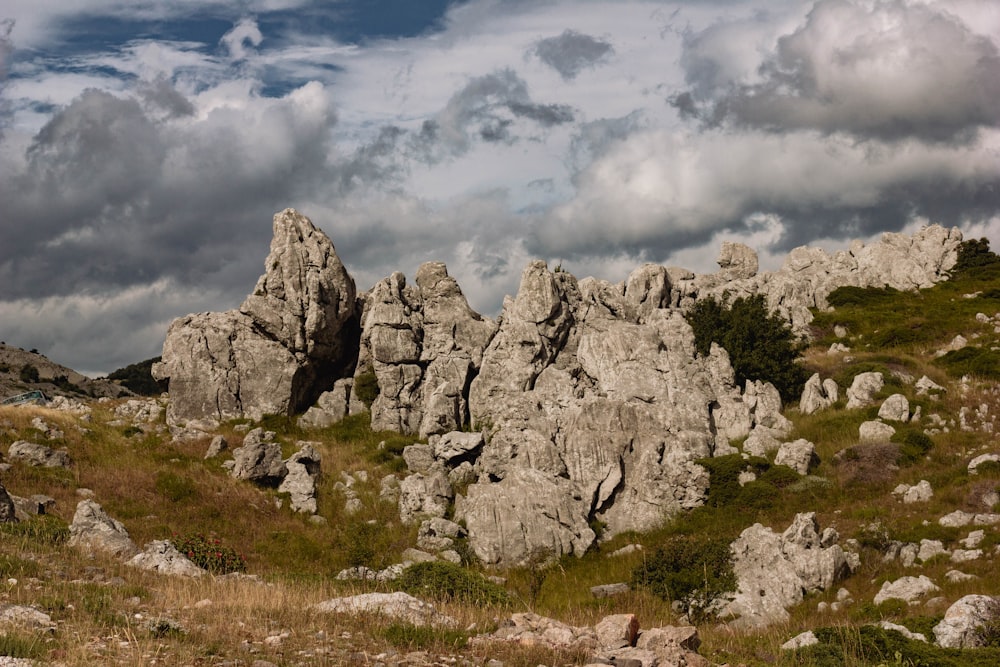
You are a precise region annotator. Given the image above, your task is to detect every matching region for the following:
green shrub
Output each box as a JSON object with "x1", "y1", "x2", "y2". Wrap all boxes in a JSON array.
[
  {"x1": 892, "y1": 429, "x2": 934, "y2": 466},
  {"x1": 632, "y1": 534, "x2": 736, "y2": 623},
  {"x1": 107, "y1": 357, "x2": 167, "y2": 396},
  {"x1": 698, "y1": 454, "x2": 770, "y2": 508},
  {"x1": 738, "y1": 480, "x2": 779, "y2": 510},
  {"x1": 155, "y1": 471, "x2": 198, "y2": 502},
  {"x1": 826, "y1": 285, "x2": 902, "y2": 308},
  {"x1": 952, "y1": 237, "x2": 1000, "y2": 277},
  {"x1": 685, "y1": 293, "x2": 809, "y2": 402},
  {"x1": 18, "y1": 364, "x2": 39, "y2": 383},
  {"x1": 759, "y1": 464, "x2": 803, "y2": 489},
  {"x1": 936, "y1": 346, "x2": 1000, "y2": 381},
  {"x1": 338, "y1": 518, "x2": 395, "y2": 569},
  {"x1": 173, "y1": 533, "x2": 246, "y2": 574},
  {"x1": 353, "y1": 370, "x2": 379, "y2": 408},
  {"x1": 396, "y1": 561, "x2": 510, "y2": 606}
]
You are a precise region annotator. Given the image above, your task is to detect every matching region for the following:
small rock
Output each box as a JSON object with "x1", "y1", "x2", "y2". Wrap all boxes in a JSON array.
[
  {"x1": 590, "y1": 583, "x2": 629, "y2": 599},
  {"x1": 873, "y1": 575, "x2": 940, "y2": 605},
  {"x1": 781, "y1": 631, "x2": 818, "y2": 650}
]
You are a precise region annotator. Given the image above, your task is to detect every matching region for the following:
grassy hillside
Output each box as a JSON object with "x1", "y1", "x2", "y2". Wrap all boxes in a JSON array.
[{"x1": 3, "y1": 260, "x2": 1000, "y2": 665}]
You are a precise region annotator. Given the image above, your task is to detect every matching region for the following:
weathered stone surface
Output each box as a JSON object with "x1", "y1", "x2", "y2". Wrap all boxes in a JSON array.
[
  {"x1": 873, "y1": 575, "x2": 940, "y2": 605},
  {"x1": 879, "y1": 394, "x2": 911, "y2": 422},
  {"x1": 154, "y1": 209, "x2": 359, "y2": 426},
  {"x1": 228, "y1": 428, "x2": 286, "y2": 486},
  {"x1": 775, "y1": 439, "x2": 816, "y2": 474},
  {"x1": 298, "y1": 378, "x2": 355, "y2": 428},
  {"x1": 892, "y1": 480, "x2": 933, "y2": 503},
  {"x1": 781, "y1": 631, "x2": 819, "y2": 650},
  {"x1": 128, "y1": 540, "x2": 205, "y2": 577},
  {"x1": 859, "y1": 420, "x2": 896, "y2": 443},
  {"x1": 417, "y1": 517, "x2": 465, "y2": 551},
  {"x1": 313, "y1": 592, "x2": 456, "y2": 627},
  {"x1": 969, "y1": 453, "x2": 1000, "y2": 474},
  {"x1": 460, "y1": 468, "x2": 596, "y2": 566},
  {"x1": 432, "y1": 431, "x2": 484, "y2": 464},
  {"x1": 204, "y1": 435, "x2": 228, "y2": 459},
  {"x1": 7, "y1": 440, "x2": 71, "y2": 468},
  {"x1": 362, "y1": 262, "x2": 495, "y2": 437},
  {"x1": 725, "y1": 513, "x2": 851, "y2": 627},
  {"x1": 277, "y1": 442, "x2": 322, "y2": 513},
  {"x1": 933, "y1": 595, "x2": 1000, "y2": 648},
  {"x1": 591, "y1": 583, "x2": 630, "y2": 599},
  {"x1": 593, "y1": 613, "x2": 639, "y2": 649},
  {"x1": 68, "y1": 500, "x2": 137, "y2": 558},
  {"x1": 847, "y1": 372, "x2": 884, "y2": 409},
  {"x1": 717, "y1": 242, "x2": 759, "y2": 280},
  {"x1": 0, "y1": 604, "x2": 55, "y2": 632},
  {"x1": 398, "y1": 471, "x2": 452, "y2": 524},
  {"x1": 799, "y1": 374, "x2": 839, "y2": 415}
]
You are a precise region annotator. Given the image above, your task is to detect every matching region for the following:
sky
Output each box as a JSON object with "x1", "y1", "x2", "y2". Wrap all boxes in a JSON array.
[{"x1": 1, "y1": 0, "x2": 999, "y2": 377}]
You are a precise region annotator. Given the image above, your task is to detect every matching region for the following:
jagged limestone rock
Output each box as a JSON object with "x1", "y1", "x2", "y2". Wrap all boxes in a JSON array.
[
  {"x1": 873, "y1": 575, "x2": 940, "y2": 605},
  {"x1": 154, "y1": 209, "x2": 359, "y2": 427},
  {"x1": 128, "y1": 541, "x2": 205, "y2": 577},
  {"x1": 7, "y1": 441, "x2": 71, "y2": 468},
  {"x1": 459, "y1": 468, "x2": 596, "y2": 567},
  {"x1": 68, "y1": 500, "x2": 137, "y2": 558},
  {"x1": 847, "y1": 372, "x2": 885, "y2": 409},
  {"x1": 725, "y1": 513, "x2": 851, "y2": 627},
  {"x1": 228, "y1": 428, "x2": 286, "y2": 486},
  {"x1": 799, "y1": 374, "x2": 839, "y2": 415},
  {"x1": 933, "y1": 595, "x2": 1000, "y2": 648},
  {"x1": 878, "y1": 394, "x2": 911, "y2": 422},
  {"x1": 278, "y1": 442, "x2": 322, "y2": 514},
  {"x1": 398, "y1": 470, "x2": 452, "y2": 524}
]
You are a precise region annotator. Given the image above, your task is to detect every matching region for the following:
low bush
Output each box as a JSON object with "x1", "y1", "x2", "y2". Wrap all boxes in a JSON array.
[
  {"x1": 353, "y1": 370, "x2": 379, "y2": 408},
  {"x1": 892, "y1": 429, "x2": 934, "y2": 466},
  {"x1": 396, "y1": 561, "x2": 510, "y2": 606},
  {"x1": 173, "y1": 533, "x2": 246, "y2": 574},
  {"x1": 632, "y1": 534, "x2": 736, "y2": 623},
  {"x1": 936, "y1": 346, "x2": 1000, "y2": 381},
  {"x1": 18, "y1": 364, "x2": 39, "y2": 383}
]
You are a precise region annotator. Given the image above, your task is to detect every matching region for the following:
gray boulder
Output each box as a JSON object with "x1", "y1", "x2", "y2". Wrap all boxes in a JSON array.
[
  {"x1": 277, "y1": 442, "x2": 322, "y2": 514},
  {"x1": 128, "y1": 541, "x2": 205, "y2": 577},
  {"x1": 775, "y1": 439, "x2": 816, "y2": 475},
  {"x1": 873, "y1": 575, "x2": 940, "y2": 605},
  {"x1": 717, "y1": 242, "x2": 759, "y2": 280},
  {"x1": 725, "y1": 513, "x2": 851, "y2": 627},
  {"x1": 859, "y1": 420, "x2": 896, "y2": 443},
  {"x1": 459, "y1": 468, "x2": 596, "y2": 567},
  {"x1": 8, "y1": 440, "x2": 71, "y2": 468},
  {"x1": 298, "y1": 378, "x2": 356, "y2": 428},
  {"x1": 847, "y1": 372, "x2": 884, "y2": 409},
  {"x1": 68, "y1": 500, "x2": 138, "y2": 558},
  {"x1": 228, "y1": 428, "x2": 286, "y2": 486},
  {"x1": 933, "y1": 595, "x2": 1000, "y2": 648},
  {"x1": 153, "y1": 208, "x2": 359, "y2": 426},
  {"x1": 432, "y1": 431, "x2": 484, "y2": 464},
  {"x1": 799, "y1": 374, "x2": 839, "y2": 415},
  {"x1": 878, "y1": 394, "x2": 911, "y2": 422}
]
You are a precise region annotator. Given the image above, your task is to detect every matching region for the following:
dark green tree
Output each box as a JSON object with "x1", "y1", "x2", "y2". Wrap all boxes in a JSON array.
[
  {"x1": 107, "y1": 357, "x2": 167, "y2": 396},
  {"x1": 951, "y1": 237, "x2": 1000, "y2": 276},
  {"x1": 685, "y1": 293, "x2": 808, "y2": 403}
]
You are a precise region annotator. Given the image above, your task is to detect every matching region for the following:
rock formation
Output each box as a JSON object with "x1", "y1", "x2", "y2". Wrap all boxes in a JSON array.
[{"x1": 153, "y1": 209, "x2": 359, "y2": 427}]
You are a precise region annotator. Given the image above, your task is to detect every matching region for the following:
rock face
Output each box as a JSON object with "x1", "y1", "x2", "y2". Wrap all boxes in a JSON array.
[
  {"x1": 359, "y1": 262, "x2": 495, "y2": 438},
  {"x1": 277, "y1": 443, "x2": 322, "y2": 514},
  {"x1": 933, "y1": 595, "x2": 1000, "y2": 648},
  {"x1": 153, "y1": 209, "x2": 359, "y2": 427},
  {"x1": 68, "y1": 500, "x2": 137, "y2": 558},
  {"x1": 725, "y1": 513, "x2": 852, "y2": 627}
]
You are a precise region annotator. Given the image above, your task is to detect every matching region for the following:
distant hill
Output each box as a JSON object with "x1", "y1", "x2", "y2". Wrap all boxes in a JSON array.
[
  {"x1": 0, "y1": 343, "x2": 132, "y2": 401},
  {"x1": 107, "y1": 357, "x2": 168, "y2": 396}
]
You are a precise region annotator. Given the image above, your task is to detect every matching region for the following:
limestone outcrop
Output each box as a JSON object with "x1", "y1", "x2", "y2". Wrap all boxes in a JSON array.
[
  {"x1": 153, "y1": 209, "x2": 359, "y2": 427},
  {"x1": 724, "y1": 513, "x2": 853, "y2": 627}
]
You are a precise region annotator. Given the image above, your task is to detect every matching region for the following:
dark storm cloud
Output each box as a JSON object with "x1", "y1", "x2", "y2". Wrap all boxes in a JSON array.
[
  {"x1": 139, "y1": 76, "x2": 195, "y2": 117},
  {"x1": 531, "y1": 29, "x2": 613, "y2": 80},
  {"x1": 684, "y1": 0, "x2": 1000, "y2": 142},
  {"x1": 0, "y1": 82, "x2": 339, "y2": 301}
]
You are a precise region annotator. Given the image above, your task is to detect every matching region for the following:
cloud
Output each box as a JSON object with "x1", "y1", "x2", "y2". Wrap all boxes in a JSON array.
[
  {"x1": 685, "y1": 0, "x2": 1000, "y2": 142},
  {"x1": 531, "y1": 29, "x2": 613, "y2": 80},
  {"x1": 221, "y1": 17, "x2": 264, "y2": 60},
  {"x1": 533, "y1": 127, "x2": 1000, "y2": 259}
]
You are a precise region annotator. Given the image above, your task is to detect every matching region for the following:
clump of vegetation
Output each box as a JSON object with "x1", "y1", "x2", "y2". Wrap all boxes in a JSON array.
[
  {"x1": 632, "y1": 534, "x2": 736, "y2": 623},
  {"x1": 18, "y1": 364, "x2": 39, "y2": 384},
  {"x1": 173, "y1": 533, "x2": 246, "y2": 574},
  {"x1": 155, "y1": 471, "x2": 199, "y2": 502},
  {"x1": 396, "y1": 561, "x2": 510, "y2": 606},
  {"x1": 952, "y1": 237, "x2": 1000, "y2": 277},
  {"x1": 107, "y1": 357, "x2": 167, "y2": 396},
  {"x1": 381, "y1": 623, "x2": 469, "y2": 650},
  {"x1": 891, "y1": 429, "x2": 935, "y2": 466},
  {"x1": 686, "y1": 293, "x2": 808, "y2": 402},
  {"x1": 353, "y1": 370, "x2": 379, "y2": 408},
  {"x1": 826, "y1": 285, "x2": 902, "y2": 309},
  {"x1": 936, "y1": 346, "x2": 1000, "y2": 381}
]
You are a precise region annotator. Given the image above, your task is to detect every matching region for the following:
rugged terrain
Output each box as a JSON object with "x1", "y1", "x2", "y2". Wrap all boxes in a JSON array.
[{"x1": 2, "y1": 211, "x2": 1000, "y2": 665}]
